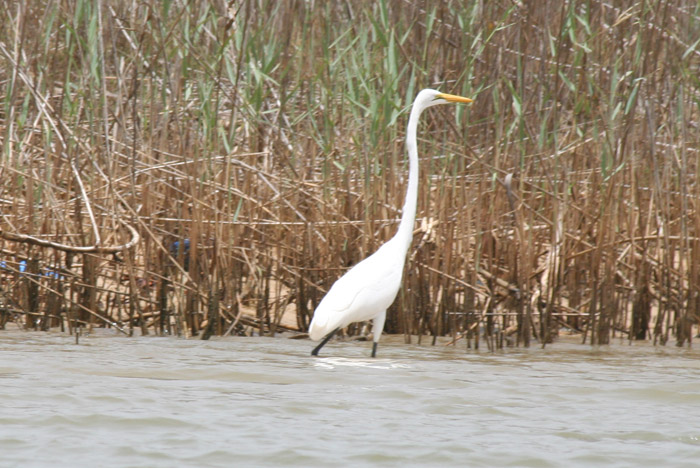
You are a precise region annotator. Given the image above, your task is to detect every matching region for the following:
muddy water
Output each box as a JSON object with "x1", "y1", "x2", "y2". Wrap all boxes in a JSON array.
[{"x1": 1, "y1": 329, "x2": 699, "y2": 467}]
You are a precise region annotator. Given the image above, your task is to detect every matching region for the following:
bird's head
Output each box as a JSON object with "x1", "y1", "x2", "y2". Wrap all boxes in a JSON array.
[{"x1": 416, "y1": 88, "x2": 473, "y2": 110}]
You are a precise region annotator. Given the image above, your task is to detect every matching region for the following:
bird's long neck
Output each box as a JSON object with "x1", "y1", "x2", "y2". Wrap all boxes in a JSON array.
[{"x1": 395, "y1": 103, "x2": 423, "y2": 253}]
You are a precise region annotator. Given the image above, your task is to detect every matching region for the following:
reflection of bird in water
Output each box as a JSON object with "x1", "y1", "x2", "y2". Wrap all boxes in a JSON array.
[{"x1": 309, "y1": 89, "x2": 473, "y2": 358}]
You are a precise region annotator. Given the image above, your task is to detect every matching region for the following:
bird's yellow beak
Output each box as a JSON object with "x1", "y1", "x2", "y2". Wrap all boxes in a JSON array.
[{"x1": 437, "y1": 92, "x2": 473, "y2": 104}]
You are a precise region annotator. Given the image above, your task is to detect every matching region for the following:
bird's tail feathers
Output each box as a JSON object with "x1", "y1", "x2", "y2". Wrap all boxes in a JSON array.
[{"x1": 308, "y1": 315, "x2": 332, "y2": 341}]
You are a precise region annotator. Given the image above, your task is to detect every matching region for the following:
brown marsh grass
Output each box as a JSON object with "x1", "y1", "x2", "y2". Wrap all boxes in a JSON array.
[{"x1": 1, "y1": 0, "x2": 699, "y2": 348}]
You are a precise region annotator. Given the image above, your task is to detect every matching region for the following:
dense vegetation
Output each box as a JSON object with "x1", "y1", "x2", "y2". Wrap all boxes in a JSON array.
[{"x1": 1, "y1": 0, "x2": 699, "y2": 348}]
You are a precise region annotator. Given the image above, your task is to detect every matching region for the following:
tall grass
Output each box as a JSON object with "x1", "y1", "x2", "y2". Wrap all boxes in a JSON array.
[{"x1": 0, "y1": 0, "x2": 698, "y2": 347}]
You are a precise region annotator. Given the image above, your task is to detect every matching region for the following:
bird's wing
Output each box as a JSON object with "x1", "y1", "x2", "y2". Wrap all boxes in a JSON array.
[{"x1": 310, "y1": 242, "x2": 405, "y2": 337}]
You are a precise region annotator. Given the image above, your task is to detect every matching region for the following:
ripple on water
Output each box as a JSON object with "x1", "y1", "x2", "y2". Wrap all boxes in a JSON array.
[
  {"x1": 1, "y1": 330, "x2": 700, "y2": 468},
  {"x1": 312, "y1": 356, "x2": 411, "y2": 370}
]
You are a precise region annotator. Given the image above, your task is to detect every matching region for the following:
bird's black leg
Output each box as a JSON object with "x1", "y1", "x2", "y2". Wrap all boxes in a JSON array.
[
  {"x1": 311, "y1": 328, "x2": 339, "y2": 356},
  {"x1": 371, "y1": 342, "x2": 378, "y2": 358}
]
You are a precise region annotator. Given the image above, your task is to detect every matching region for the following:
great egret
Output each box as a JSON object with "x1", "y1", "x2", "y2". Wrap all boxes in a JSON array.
[{"x1": 308, "y1": 88, "x2": 472, "y2": 357}]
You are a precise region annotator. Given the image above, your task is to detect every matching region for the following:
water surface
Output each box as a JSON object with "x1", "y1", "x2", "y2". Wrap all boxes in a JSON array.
[{"x1": 1, "y1": 329, "x2": 699, "y2": 467}]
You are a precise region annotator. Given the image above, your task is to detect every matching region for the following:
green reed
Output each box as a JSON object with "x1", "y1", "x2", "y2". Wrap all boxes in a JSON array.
[{"x1": 0, "y1": 0, "x2": 698, "y2": 347}]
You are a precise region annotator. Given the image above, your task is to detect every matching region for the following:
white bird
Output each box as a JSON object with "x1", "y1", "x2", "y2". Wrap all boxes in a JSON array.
[{"x1": 308, "y1": 89, "x2": 473, "y2": 357}]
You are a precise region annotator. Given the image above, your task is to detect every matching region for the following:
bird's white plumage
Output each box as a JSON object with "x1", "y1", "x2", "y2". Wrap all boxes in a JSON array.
[
  {"x1": 309, "y1": 88, "x2": 472, "y2": 356},
  {"x1": 308, "y1": 238, "x2": 404, "y2": 340}
]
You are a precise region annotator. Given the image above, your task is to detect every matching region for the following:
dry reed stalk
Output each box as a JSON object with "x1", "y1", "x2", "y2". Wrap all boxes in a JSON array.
[{"x1": 0, "y1": 0, "x2": 698, "y2": 347}]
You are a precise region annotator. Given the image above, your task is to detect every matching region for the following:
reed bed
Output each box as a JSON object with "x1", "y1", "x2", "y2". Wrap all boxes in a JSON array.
[{"x1": 1, "y1": 0, "x2": 699, "y2": 348}]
